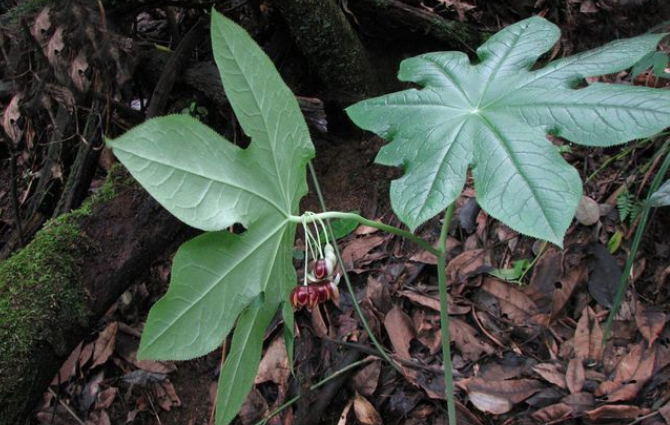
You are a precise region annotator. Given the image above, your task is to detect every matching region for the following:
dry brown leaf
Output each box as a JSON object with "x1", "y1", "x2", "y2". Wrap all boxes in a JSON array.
[
  {"x1": 573, "y1": 307, "x2": 603, "y2": 362},
  {"x1": 550, "y1": 265, "x2": 587, "y2": 319},
  {"x1": 366, "y1": 276, "x2": 391, "y2": 314},
  {"x1": 255, "y1": 336, "x2": 290, "y2": 386},
  {"x1": 97, "y1": 410, "x2": 111, "y2": 425},
  {"x1": 400, "y1": 365, "x2": 445, "y2": 399},
  {"x1": 79, "y1": 340, "x2": 95, "y2": 368},
  {"x1": 239, "y1": 388, "x2": 269, "y2": 425},
  {"x1": 399, "y1": 291, "x2": 439, "y2": 311},
  {"x1": 531, "y1": 392, "x2": 595, "y2": 422},
  {"x1": 353, "y1": 360, "x2": 381, "y2": 396},
  {"x1": 409, "y1": 237, "x2": 460, "y2": 265},
  {"x1": 70, "y1": 50, "x2": 91, "y2": 92},
  {"x1": 658, "y1": 400, "x2": 670, "y2": 423},
  {"x1": 32, "y1": 7, "x2": 52, "y2": 44},
  {"x1": 635, "y1": 299, "x2": 667, "y2": 346},
  {"x1": 596, "y1": 342, "x2": 656, "y2": 401},
  {"x1": 562, "y1": 392, "x2": 595, "y2": 417},
  {"x1": 481, "y1": 278, "x2": 539, "y2": 324},
  {"x1": 353, "y1": 392, "x2": 382, "y2": 425},
  {"x1": 81, "y1": 371, "x2": 104, "y2": 412},
  {"x1": 134, "y1": 358, "x2": 177, "y2": 374},
  {"x1": 154, "y1": 379, "x2": 181, "y2": 411},
  {"x1": 337, "y1": 399, "x2": 354, "y2": 425},
  {"x1": 95, "y1": 387, "x2": 118, "y2": 410},
  {"x1": 446, "y1": 249, "x2": 486, "y2": 283},
  {"x1": 469, "y1": 391, "x2": 512, "y2": 415},
  {"x1": 2, "y1": 94, "x2": 23, "y2": 146},
  {"x1": 340, "y1": 235, "x2": 386, "y2": 272},
  {"x1": 398, "y1": 290, "x2": 470, "y2": 315},
  {"x1": 465, "y1": 377, "x2": 544, "y2": 414},
  {"x1": 47, "y1": 27, "x2": 65, "y2": 68},
  {"x1": 479, "y1": 357, "x2": 527, "y2": 381},
  {"x1": 531, "y1": 403, "x2": 573, "y2": 423},
  {"x1": 580, "y1": 0, "x2": 599, "y2": 13},
  {"x1": 91, "y1": 322, "x2": 119, "y2": 369},
  {"x1": 586, "y1": 404, "x2": 649, "y2": 420},
  {"x1": 354, "y1": 223, "x2": 380, "y2": 235},
  {"x1": 310, "y1": 304, "x2": 329, "y2": 338},
  {"x1": 413, "y1": 310, "x2": 442, "y2": 355},
  {"x1": 52, "y1": 341, "x2": 82, "y2": 385},
  {"x1": 409, "y1": 249, "x2": 438, "y2": 265},
  {"x1": 384, "y1": 306, "x2": 415, "y2": 359},
  {"x1": 532, "y1": 363, "x2": 567, "y2": 389},
  {"x1": 450, "y1": 317, "x2": 494, "y2": 362},
  {"x1": 528, "y1": 247, "x2": 564, "y2": 312},
  {"x1": 566, "y1": 358, "x2": 585, "y2": 394}
]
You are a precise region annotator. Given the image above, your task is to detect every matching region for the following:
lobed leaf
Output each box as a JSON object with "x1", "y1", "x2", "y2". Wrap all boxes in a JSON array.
[
  {"x1": 107, "y1": 11, "x2": 314, "y2": 425},
  {"x1": 347, "y1": 17, "x2": 670, "y2": 245},
  {"x1": 648, "y1": 179, "x2": 670, "y2": 207}
]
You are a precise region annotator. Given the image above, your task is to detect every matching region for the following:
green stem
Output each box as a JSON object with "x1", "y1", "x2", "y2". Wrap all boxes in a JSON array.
[
  {"x1": 517, "y1": 241, "x2": 547, "y2": 284},
  {"x1": 288, "y1": 211, "x2": 439, "y2": 256},
  {"x1": 254, "y1": 357, "x2": 373, "y2": 425},
  {"x1": 436, "y1": 203, "x2": 457, "y2": 425},
  {"x1": 306, "y1": 162, "x2": 402, "y2": 375},
  {"x1": 604, "y1": 142, "x2": 670, "y2": 340}
]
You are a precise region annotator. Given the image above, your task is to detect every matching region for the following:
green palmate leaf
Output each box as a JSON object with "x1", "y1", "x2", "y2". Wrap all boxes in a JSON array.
[
  {"x1": 107, "y1": 10, "x2": 314, "y2": 425},
  {"x1": 648, "y1": 179, "x2": 670, "y2": 207},
  {"x1": 346, "y1": 17, "x2": 670, "y2": 245}
]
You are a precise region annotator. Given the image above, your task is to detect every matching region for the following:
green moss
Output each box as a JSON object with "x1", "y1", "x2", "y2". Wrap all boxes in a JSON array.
[
  {"x1": 0, "y1": 212, "x2": 90, "y2": 403},
  {"x1": 2, "y1": 0, "x2": 51, "y2": 25},
  {"x1": 77, "y1": 163, "x2": 131, "y2": 215},
  {"x1": 0, "y1": 164, "x2": 129, "y2": 408}
]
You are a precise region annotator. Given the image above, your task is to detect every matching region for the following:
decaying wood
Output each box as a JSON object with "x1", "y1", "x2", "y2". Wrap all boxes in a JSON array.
[
  {"x1": 0, "y1": 180, "x2": 191, "y2": 424},
  {"x1": 348, "y1": 0, "x2": 486, "y2": 52},
  {"x1": 182, "y1": 61, "x2": 328, "y2": 133},
  {"x1": 52, "y1": 117, "x2": 104, "y2": 217},
  {"x1": 145, "y1": 15, "x2": 207, "y2": 118}
]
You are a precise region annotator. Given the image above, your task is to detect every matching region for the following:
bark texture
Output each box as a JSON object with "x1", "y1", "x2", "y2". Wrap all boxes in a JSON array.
[
  {"x1": 348, "y1": 0, "x2": 485, "y2": 51},
  {"x1": 277, "y1": 0, "x2": 378, "y2": 98}
]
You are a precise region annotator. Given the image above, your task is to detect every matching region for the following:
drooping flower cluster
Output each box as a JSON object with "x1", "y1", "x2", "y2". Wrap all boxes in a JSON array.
[{"x1": 290, "y1": 214, "x2": 340, "y2": 311}]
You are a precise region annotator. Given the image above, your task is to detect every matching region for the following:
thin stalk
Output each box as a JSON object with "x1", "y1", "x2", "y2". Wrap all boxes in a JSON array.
[
  {"x1": 254, "y1": 357, "x2": 372, "y2": 425},
  {"x1": 437, "y1": 204, "x2": 457, "y2": 425},
  {"x1": 517, "y1": 241, "x2": 547, "y2": 284},
  {"x1": 307, "y1": 162, "x2": 402, "y2": 374},
  {"x1": 289, "y1": 211, "x2": 439, "y2": 257},
  {"x1": 604, "y1": 145, "x2": 670, "y2": 340}
]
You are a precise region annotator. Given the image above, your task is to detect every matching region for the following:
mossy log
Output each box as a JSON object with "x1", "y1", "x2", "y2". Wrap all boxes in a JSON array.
[
  {"x1": 276, "y1": 0, "x2": 379, "y2": 98},
  {"x1": 0, "y1": 170, "x2": 189, "y2": 424},
  {"x1": 348, "y1": 0, "x2": 486, "y2": 51}
]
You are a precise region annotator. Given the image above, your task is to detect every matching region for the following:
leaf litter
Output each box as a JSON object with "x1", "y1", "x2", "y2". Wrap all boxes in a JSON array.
[{"x1": 34, "y1": 6, "x2": 670, "y2": 425}]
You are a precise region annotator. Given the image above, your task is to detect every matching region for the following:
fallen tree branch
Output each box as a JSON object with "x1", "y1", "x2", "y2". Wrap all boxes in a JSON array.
[
  {"x1": 347, "y1": 0, "x2": 486, "y2": 52},
  {"x1": 0, "y1": 174, "x2": 191, "y2": 424}
]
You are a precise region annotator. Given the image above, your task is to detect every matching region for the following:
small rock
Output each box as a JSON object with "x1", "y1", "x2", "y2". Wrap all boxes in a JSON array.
[{"x1": 575, "y1": 196, "x2": 600, "y2": 226}]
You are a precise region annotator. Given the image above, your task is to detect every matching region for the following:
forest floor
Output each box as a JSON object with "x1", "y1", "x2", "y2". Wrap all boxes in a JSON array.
[{"x1": 3, "y1": 1, "x2": 670, "y2": 424}]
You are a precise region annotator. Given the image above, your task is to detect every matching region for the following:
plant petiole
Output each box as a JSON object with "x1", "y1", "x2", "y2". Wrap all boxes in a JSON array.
[
  {"x1": 254, "y1": 357, "x2": 374, "y2": 425},
  {"x1": 288, "y1": 212, "x2": 440, "y2": 257},
  {"x1": 436, "y1": 203, "x2": 457, "y2": 425},
  {"x1": 306, "y1": 162, "x2": 403, "y2": 376}
]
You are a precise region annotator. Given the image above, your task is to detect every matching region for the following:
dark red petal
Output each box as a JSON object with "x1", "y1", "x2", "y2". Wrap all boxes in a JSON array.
[
  {"x1": 316, "y1": 282, "x2": 330, "y2": 302},
  {"x1": 314, "y1": 259, "x2": 328, "y2": 280}
]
